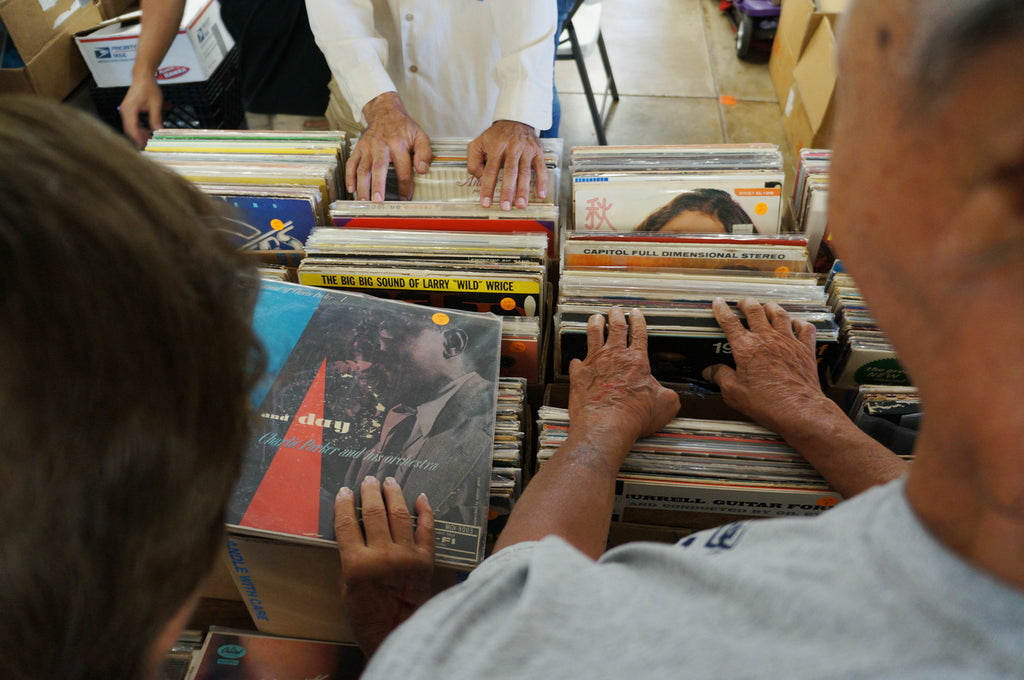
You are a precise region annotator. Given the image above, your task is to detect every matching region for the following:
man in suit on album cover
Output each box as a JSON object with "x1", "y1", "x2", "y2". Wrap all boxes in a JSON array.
[{"x1": 342, "y1": 307, "x2": 500, "y2": 529}]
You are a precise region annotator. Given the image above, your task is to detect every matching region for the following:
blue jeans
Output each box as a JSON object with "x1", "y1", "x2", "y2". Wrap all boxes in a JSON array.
[{"x1": 540, "y1": 0, "x2": 573, "y2": 138}]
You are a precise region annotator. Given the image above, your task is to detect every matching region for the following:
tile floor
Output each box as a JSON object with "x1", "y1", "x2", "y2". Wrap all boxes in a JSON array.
[
  {"x1": 65, "y1": 0, "x2": 790, "y2": 178},
  {"x1": 555, "y1": 0, "x2": 787, "y2": 164}
]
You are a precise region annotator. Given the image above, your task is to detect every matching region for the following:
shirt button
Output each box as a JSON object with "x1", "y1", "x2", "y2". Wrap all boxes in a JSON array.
[
  {"x1": 409, "y1": 65, "x2": 418, "y2": 73},
  {"x1": 405, "y1": 12, "x2": 413, "y2": 20}
]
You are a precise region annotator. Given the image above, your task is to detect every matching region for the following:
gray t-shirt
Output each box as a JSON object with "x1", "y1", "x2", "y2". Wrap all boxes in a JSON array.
[{"x1": 363, "y1": 479, "x2": 1024, "y2": 679}]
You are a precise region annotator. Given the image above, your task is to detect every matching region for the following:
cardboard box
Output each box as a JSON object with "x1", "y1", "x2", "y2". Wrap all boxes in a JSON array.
[
  {"x1": 89, "y1": 45, "x2": 243, "y2": 131},
  {"x1": 782, "y1": 16, "x2": 837, "y2": 158},
  {"x1": 774, "y1": 0, "x2": 814, "y2": 63},
  {"x1": 769, "y1": 0, "x2": 848, "y2": 109},
  {"x1": 768, "y1": 28, "x2": 798, "y2": 109},
  {"x1": 201, "y1": 545, "x2": 244, "y2": 601},
  {"x1": 74, "y1": 0, "x2": 233, "y2": 87},
  {"x1": 0, "y1": 0, "x2": 103, "y2": 98},
  {"x1": 1, "y1": 0, "x2": 99, "y2": 60},
  {"x1": 224, "y1": 533, "x2": 468, "y2": 643}
]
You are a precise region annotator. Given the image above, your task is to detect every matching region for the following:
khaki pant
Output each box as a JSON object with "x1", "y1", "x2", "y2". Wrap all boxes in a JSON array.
[{"x1": 323, "y1": 77, "x2": 366, "y2": 137}]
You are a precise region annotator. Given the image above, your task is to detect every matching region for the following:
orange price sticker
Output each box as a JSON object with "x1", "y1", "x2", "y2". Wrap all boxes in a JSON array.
[
  {"x1": 500, "y1": 297, "x2": 517, "y2": 311},
  {"x1": 432, "y1": 312, "x2": 450, "y2": 326}
]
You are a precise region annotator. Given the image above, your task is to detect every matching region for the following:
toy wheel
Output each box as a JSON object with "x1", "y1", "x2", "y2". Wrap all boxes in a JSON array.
[{"x1": 736, "y1": 12, "x2": 753, "y2": 59}]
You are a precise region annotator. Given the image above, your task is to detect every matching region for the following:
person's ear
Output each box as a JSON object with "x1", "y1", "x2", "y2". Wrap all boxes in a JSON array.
[
  {"x1": 991, "y1": 151, "x2": 1024, "y2": 219},
  {"x1": 969, "y1": 129, "x2": 1024, "y2": 248},
  {"x1": 971, "y1": 46, "x2": 1024, "y2": 233},
  {"x1": 441, "y1": 328, "x2": 468, "y2": 358}
]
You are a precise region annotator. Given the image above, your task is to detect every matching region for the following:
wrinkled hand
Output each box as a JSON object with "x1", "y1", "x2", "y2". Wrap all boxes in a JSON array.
[
  {"x1": 568, "y1": 307, "x2": 680, "y2": 458},
  {"x1": 349, "y1": 92, "x2": 432, "y2": 202},
  {"x1": 703, "y1": 297, "x2": 830, "y2": 436},
  {"x1": 335, "y1": 476, "x2": 434, "y2": 657},
  {"x1": 467, "y1": 120, "x2": 548, "y2": 210},
  {"x1": 119, "y1": 76, "x2": 164, "y2": 148}
]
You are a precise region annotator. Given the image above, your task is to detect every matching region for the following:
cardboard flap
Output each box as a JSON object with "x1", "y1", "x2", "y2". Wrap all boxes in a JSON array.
[
  {"x1": 792, "y1": 16, "x2": 837, "y2": 131},
  {"x1": 0, "y1": 0, "x2": 99, "y2": 59}
]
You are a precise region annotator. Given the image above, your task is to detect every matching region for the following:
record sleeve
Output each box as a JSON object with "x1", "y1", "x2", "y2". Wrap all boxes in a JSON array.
[
  {"x1": 328, "y1": 200, "x2": 559, "y2": 256},
  {"x1": 202, "y1": 184, "x2": 323, "y2": 254},
  {"x1": 561, "y1": 233, "x2": 809, "y2": 274},
  {"x1": 228, "y1": 280, "x2": 502, "y2": 569},
  {"x1": 186, "y1": 628, "x2": 364, "y2": 680},
  {"x1": 556, "y1": 322, "x2": 836, "y2": 386},
  {"x1": 572, "y1": 173, "x2": 784, "y2": 234}
]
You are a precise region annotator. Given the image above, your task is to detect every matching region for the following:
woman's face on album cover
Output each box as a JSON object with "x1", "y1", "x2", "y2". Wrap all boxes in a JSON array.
[
  {"x1": 376, "y1": 323, "x2": 450, "y2": 399},
  {"x1": 655, "y1": 209, "x2": 727, "y2": 234}
]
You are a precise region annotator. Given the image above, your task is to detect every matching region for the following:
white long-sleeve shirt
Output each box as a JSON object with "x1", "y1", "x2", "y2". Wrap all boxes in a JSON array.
[{"x1": 305, "y1": 0, "x2": 557, "y2": 136}]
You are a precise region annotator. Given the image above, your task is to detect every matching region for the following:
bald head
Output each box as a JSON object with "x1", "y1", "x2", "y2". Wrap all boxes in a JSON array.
[
  {"x1": 827, "y1": 0, "x2": 1024, "y2": 540},
  {"x1": 911, "y1": 0, "x2": 1024, "y2": 101},
  {"x1": 827, "y1": 0, "x2": 1024, "y2": 393}
]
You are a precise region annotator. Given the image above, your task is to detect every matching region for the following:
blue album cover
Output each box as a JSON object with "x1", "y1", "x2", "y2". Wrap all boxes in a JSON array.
[{"x1": 212, "y1": 194, "x2": 319, "y2": 252}]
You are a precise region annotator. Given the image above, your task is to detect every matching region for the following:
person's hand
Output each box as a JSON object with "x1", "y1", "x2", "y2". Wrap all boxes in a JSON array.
[
  {"x1": 348, "y1": 92, "x2": 432, "y2": 202},
  {"x1": 568, "y1": 306, "x2": 680, "y2": 459},
  {"x1": 119, "y1": 75, "x2": 164, "y2": 148},
  {"x1": 335, "y1": 476, "x2": 434, "y2": 657},
  {"x1": 702, "y1": 297, "x2": 832, "y2": 436},
  {"x1": 467, "y1": 120, "x2": 548, "y2": 210}
]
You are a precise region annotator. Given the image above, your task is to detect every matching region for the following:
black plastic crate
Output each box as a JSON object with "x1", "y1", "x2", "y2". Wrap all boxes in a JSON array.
[{"x1": 91, "y1": 46, "x2": 243, "y2": 134}]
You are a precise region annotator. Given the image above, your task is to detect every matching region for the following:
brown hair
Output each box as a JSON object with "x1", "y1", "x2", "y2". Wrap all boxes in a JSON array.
[
  {"x1": 635, "y1": 188, "x2": 753, "y2": 233},
  {"x1": 0, "y1": 95, "x2": 264, "y2": 680}
]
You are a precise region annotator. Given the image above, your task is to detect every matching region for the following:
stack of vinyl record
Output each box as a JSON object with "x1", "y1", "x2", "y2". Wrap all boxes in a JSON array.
[
  {"x1": 560, "y1": 230, "x2": 811, "y2": 275},
  {"x1": 328, "y1": 200, "x2": 559, "y2": 258},
  {"x1": 143, "y1": 129, "x2": 348, "y2": 262},
  {"x1": 568, "y1": 143, "x2": 785, "y2": 234},
  {"x1": 536, "y1": 406, "x2": 843, "y2": 526},
  {"x1": 847, "y1": 384, "x2": 920, "y2": 457},
  {"x1": 256, "y1": 263, "x2": 293, "y2": 282},
  {"x1": 554, "y1": 267, "x2": 837, "y2": 386},
  {"x1": 297, "y1": 228, "x2": 549, "y2": 383},
  {"x1": 554, "y1": 143, "x2": 836, "y2": 387},
  {"x1": 491, "y1": 377, "x2": 528, "y2": 512},
  {"x1": 791, "y1": 147, "x2": 831, "y2": 267},
  {"x1": 375, "y1": 136, "x2": 563, "y2": 206},
  {"x1": 825, "y1": 261, "x2": 910, "y2": 389}
]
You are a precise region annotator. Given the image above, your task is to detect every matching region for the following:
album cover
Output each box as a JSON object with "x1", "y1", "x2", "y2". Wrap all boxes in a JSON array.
[
  {"x1": 228, "y1": 280, "x2": 502, "y2": 569},
  {"x1": 186, "y1": 628, "x2": 364, "y2": 680}
]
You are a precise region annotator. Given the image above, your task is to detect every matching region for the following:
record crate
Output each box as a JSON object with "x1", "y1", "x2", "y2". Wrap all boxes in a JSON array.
[{"x1": 90, "y1": 46, "x2": 243, "y2": 134}]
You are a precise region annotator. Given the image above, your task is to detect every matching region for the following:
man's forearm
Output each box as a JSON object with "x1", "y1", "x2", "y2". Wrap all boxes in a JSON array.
[
  {"x1": 494, "y1": 307, "x2": 680, "y2": 559},
  {"x1": 132, "y1": 0, "x2": 186, "y2": 79},
  {"x1": 774, "y1": 397, "x2": 909, "y2": 499},
  {"x1": 492, "y1": 431, "x2": 632, "y2": 560}
]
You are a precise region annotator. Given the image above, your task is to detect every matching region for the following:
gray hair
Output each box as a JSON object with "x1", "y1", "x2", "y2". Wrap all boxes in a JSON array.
[{"x1": 913, "y1": 0, "x2": 1024, "y2": 96}]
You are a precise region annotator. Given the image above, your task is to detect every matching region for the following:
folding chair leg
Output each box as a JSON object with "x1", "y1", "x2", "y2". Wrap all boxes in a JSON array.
[
  {"x1": 597, "y1": 31, "x2": 619, "y2": 101},
  {"x1": 566, "y1": 19, "x2": 608, "y2": 145}
]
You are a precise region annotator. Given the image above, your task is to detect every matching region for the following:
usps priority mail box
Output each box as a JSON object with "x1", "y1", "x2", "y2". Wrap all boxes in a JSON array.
[{"x1": 74, "y1": 0, "x2": 234, "y2": 87}]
